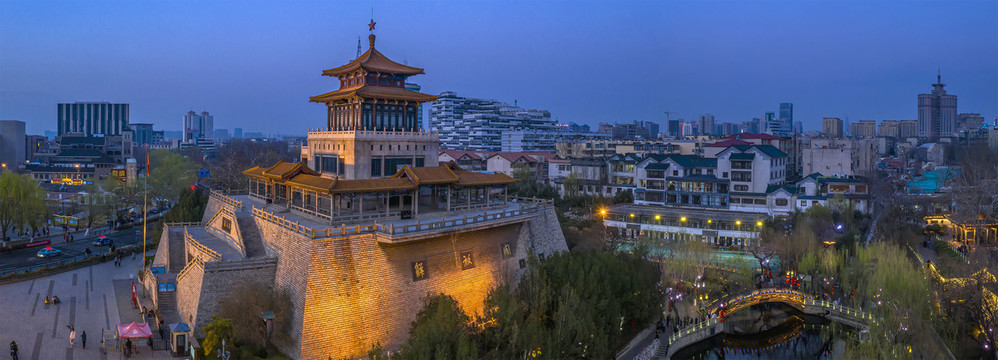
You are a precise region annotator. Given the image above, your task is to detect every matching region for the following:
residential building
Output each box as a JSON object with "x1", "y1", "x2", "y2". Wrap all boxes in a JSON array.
[
  {"x1": 599, "y1": 120, "x2": 660, "y2": 140},
  {"x1": 438, "y1": 149, "x2": 488, "y2": 171},
  {"x1": 667, "y1": 119, "x2": 682, "y2": 138},
  {"x1": 183, "y1": 111, "x2": 214, "y2": 142},
  {"x1": 878, "y1": 120, "x2": 919, "y2": 139},
  {"x1": 429, "y1": 91, "x2": 556, "y2": 151},
  {"x1": 918, "y1": 73, "x2": 958, "y2": 138},
  {"x1": 0, "y1": 120, "x2": 26, "y2": 170},
  {"x1": 850, "y1": 120, "x2": 876, "y2": 138},
  {"x1": 25, "y1": 135, "x2": 53, "y2": 163},
  {"x1": 695, "y1": 114, "x2": 714, "y2": 136},
  {"x1": 485, "y1": 152, "x2": 556, "y2": 182},
  {"x1": 822, "y1": 117, "x2": 843, "y2": 138},
  {"x1": 57, "y1": 102, "x2": 129, "y2": 136},
  {"x1": 801, "y1": 138, "x2": 878, "y2": 176},
  {"x1": 549, "y1": 157, "x2": 608, "y2": 196}
]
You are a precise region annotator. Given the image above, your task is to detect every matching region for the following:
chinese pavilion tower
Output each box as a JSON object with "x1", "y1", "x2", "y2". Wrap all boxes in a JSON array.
[{"x1": 302, "y1": 29, "x2": 440, "y2": 180}]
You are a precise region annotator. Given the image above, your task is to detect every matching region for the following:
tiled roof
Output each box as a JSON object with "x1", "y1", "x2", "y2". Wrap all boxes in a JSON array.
[
  {"x1": 766, "y1": 185, "x2": 799, "y2": 195},
  {"x1": 731, "y1": 145, "x2": 787, "y2": 158},
  {"x1": 330, "y1": 178, "x2": 417, "y2": 193},
  {"x1": 321, "y1": 46, "x2": 425, "y2": 77},
  {"x1": 453, "y1": 170, "x2": 515, "y2": 186},
  {"x1": 644, "y1": 163, "x2": 670, "y2": 170},
  {"x1": 705, "y1": 139, "x2": 752, "y2": 148},
  {"x1": 729, "y1": 153, "x2": 755, "y2": 160},
  {"x1": 395, "y1": 165, "x2": 459, "y2": 185},
  {"x1": 439, "y1": 149, "x2": 483, "y2": 161},
  {"x1": 261, "y1": 161, "x2": 317, "y2": 181},
  {"x1": 309, "y1": 86, "x2": 437, "y2": 103},
  {"x1": 286, "y1": 174, "x2": 337, "y2": 192}
]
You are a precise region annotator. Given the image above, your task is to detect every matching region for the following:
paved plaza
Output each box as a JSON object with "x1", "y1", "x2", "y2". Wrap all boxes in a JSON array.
[{"x1": 0, "y1": 254, "x2": 174, "y2": 360}]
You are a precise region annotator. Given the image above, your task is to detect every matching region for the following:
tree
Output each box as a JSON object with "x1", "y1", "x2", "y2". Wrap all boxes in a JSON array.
[
  {"x1": 148, "y1": 149, "x2": 199, "y2": 205},
  {"x1": 208, "y1": 140, "x2": 290, "y2": 191},
  {"x1": 202, "y1": 316, "x2": 236, "y2": 360},
  {"x1": 562, "y1": 172, "x2": 581, "y2": 198},
  {"x1": 163, "y1": 188, "x2": 208, "y2": 223},
  {"x1": 0, "y1": 171, "x2": 44, "y2": 245},
  {"x1": 81, "y1": 184, "x2": 109, "y2": 230},
  {"x1": 217, "y1": 279, "x2": 292, "y2": 351},
  {"x1": 396, "y1": 294, "x2": 479, "y2": 360}
]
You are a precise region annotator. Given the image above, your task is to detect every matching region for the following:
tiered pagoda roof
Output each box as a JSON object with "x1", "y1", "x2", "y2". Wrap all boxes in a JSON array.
[
  {"x1": 321, "y1": 36, "x2": 425, "y2": 77},
  {"x1": 308, "y1": 34, "x2": 436, "y2": 104}
]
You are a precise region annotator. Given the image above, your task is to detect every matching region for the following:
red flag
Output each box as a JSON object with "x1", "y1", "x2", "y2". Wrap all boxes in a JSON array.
[{"x1": 145, "y1": 147, "x2": 150, "y2": 176}]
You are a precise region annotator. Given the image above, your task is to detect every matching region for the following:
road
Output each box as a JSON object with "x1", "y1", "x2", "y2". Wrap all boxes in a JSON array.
[{"x1": 0, "y1": 227, "x2": 150, "y2": 273}]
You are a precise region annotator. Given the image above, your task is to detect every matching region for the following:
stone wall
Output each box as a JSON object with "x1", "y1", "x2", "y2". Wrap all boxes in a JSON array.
[
  {"x1": 204, "y1": 208, "x2": 245, "y2": 257},
  {"x1": 176, "y1": 262, "x2": 205, "y2": 328},
  {"x1": 191, "y1": 264, "x2": 277, "y2": 336},
  {"x1": 251, "y1": 204, "x2": 568, "y2": 359},
  {"x1": 151, "y1": 224, "x2": 172, "y2": 269},
  {"x1": 202, "y1": 196, "x2": 223, "y2": 224},
  {"x1": 255, "y1": 218, "x2": 314, "y2": 360}
]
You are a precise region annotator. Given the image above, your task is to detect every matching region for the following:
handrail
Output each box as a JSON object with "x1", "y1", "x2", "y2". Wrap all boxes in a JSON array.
[
  {"x1": 210, "y1": 189, "x2": 244, "y2": 210},
  {"x1": 253, "y1": 204, "x2": 543, "y2": 240},
  {"x1": 184, "y1": 227, "x2": 222, "y2": 262},
  {"x1": 176, "y1": 257, "x2": 205, "y2": 284},
  {"x1": 164, "y1": 222, "x2": 202, "y2": 227},
  {"x1": 203, "y1": 257, "x2": 277, "y2": 271}
]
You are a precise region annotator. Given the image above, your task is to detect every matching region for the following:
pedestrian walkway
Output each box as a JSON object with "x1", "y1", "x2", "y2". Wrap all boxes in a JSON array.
[{"x1": 0, "y1": 251, "x2": 173, "y2": 359}]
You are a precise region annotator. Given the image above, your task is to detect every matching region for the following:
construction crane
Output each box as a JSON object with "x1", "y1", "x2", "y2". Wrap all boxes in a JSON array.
[{"x1": 663, "y1": 111, "x2": 680, "y2": 122}]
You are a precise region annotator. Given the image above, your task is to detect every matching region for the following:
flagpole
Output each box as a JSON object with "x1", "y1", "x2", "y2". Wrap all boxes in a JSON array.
[{"x1": 143, "y1": 146, "x2": 148, "y2": 270}]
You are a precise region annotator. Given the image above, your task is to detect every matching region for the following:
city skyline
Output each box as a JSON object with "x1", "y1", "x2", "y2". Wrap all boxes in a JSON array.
[{"x1": 2, "y1": 1, "x2": 996, "y2": 136}]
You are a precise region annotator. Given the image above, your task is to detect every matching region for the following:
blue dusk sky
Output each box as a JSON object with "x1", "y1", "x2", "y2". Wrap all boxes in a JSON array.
[{"x1": 1, "y1": 0, "x2": 996, "y2": 136}]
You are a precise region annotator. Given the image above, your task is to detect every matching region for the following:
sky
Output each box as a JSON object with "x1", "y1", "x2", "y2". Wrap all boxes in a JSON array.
[{"x1": 1, "y1": 0, "x2": 996, "y2": 136}]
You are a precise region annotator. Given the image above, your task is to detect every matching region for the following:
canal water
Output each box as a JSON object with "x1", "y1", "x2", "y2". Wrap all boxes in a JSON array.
[{"x1": 672, "y1": 303, "x2": 855, "y2": 360}]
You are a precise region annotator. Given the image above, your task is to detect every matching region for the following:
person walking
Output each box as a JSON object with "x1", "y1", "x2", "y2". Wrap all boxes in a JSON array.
[
  {"x1": 68, "y1": 327, "x2": 75, "y2": 348},
  {"x1": 80, "y1": 331, "x2": 86, "y2": 350},
  {"x1": 9, "y1": 341, "x2": 18, "y2": 360}
]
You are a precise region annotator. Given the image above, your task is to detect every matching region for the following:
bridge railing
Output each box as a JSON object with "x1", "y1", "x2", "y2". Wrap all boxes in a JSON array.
[{"x1": 666, "y1": 317, "x2": 720, "y2": 347}]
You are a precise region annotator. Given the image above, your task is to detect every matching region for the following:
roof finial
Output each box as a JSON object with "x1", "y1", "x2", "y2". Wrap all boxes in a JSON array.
[
  {"x1": 368, "y1": 10, "x2": 376, "y2": 49},
  {"x1": 937, "y1": 66, "x2": 941, "y2": 84}
]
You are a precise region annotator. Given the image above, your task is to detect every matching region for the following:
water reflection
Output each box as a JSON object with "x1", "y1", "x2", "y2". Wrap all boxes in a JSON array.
[{"x1": 673, "y1": 303, "x2": 855, "y2": 360}]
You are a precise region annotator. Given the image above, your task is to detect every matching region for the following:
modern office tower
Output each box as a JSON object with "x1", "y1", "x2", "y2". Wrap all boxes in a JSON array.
[
  {"x1": 183, "y1": 111, "x2": 214, "y2": 142},
  {"x1": 233, "y1": 128, "x2": 243, "y2": 138},
  {"x1": 304, "y1": 33, "x2": 439, "y2": 179},
  {"x1": 850, "y1": 120, "x2": 877, "y2": 138},
  {"x1": 429, "y1": 91, "x2": 556, "y2": 151},
  {"x1": 957, "y1": 113, "x2": 985, "y2": 131},
  {"x1": 129, "y1": 123, "x2": 155, "y2": 146},
  {"x1": 765, "y1": 111, "x2": 792, "y2": 137},
  {"x1": 698, "y1": 114, "x2": 716, "y2": 135},
  {"x1": 822, "y1": 117, "x2": 844, "y2": 137},
  {"x1": 793, "y1": 121, "x2": 803, "y2": 134},
  {"x1": 57, "y1": 102, "x2": 129, "y2": 136},
  {"x1": 779, "y1": 103, "x2": 793, "y2": 123},
  {"x1": 405, "y1": 83, "x2": 426, "y2": 130},
  {"x1": 917, "y1": 73, "x2": 957, "y2": 138},
  {"x1": 0, "y1": 120, "x2": 26, "y2": 169}
]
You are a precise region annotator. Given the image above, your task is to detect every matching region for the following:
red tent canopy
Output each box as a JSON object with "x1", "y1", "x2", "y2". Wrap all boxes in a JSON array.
[{"x1": 116, "y1": 322, "x2": 153, "y2": 339}]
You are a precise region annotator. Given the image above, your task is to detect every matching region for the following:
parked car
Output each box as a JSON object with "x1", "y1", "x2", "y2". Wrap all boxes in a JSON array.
[
  {"x1": 92, "y1": 236, "x2": 115, "y2": 247},
  {"x1": 36, "y1": 247, "x2": 62, "y2": 258}
]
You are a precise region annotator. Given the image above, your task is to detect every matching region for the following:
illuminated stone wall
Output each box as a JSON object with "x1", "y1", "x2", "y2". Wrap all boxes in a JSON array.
[{"x1": 248, "y1": 206, "x2": 566, "y2": 359}]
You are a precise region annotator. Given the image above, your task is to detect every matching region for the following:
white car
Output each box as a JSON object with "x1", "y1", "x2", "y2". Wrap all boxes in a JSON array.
[{"x1": 36, "y1": 247, "x2": 62, "y2": 258}]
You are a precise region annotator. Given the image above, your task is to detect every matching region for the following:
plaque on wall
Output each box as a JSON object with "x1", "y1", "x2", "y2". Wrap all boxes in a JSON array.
[
  {"x1": 411, "y1": 260, "x2": 428, "y2": 281},
  {"x1": 460, "y1": 250, "x2": 475, "y2": 270},
  {"x1": 501, "y1": 242, "x2": 513, "y2": 258}
]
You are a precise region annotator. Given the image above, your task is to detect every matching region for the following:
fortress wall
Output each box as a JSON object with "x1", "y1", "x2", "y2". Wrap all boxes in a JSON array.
[
  {"x1": 151, "y1": 225, "x2": 172, "y2": 268},
  {"x1": 192, "y1": 264, "x2": 278, "y2": 336},
  {"x1": 201, "y1": 196, "x2": 223, "y2": 224},
  {"x1": 204, "y1": 209, "x2": 245, "y2": 257},
  {"x1": 300, "y1": 224, "x2": 523, "y2": 359},
  {"x1": 176, "y1": 262, "x2": 205, "y2": 331},
  {"x1": 255, "y1": 218, "x2": 314, "y2": 360}
]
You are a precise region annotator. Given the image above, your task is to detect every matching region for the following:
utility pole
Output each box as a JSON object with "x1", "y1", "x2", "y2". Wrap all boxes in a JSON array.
[{"x1": 356, "y1": 37, "x2": 362, "y2": 58}]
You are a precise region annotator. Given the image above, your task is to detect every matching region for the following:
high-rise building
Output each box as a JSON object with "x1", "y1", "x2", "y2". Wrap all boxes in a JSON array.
[
  {"x1": 850, "y1": 120, "x2": 876, "y2": 138},
  {"x1": 957, "y1": 113, "x2": 985, "y2": 132},
  {"x1": 57, "y1": 102, "x2": 129, "y2": 136},
  {"x1": 129, "y1": 123, "x2": 155, "y2": 147},
  {"x1": 822, "y1": 117, "x2": 843, "y2": 137},
  {"x1": 303, "y1": 33, "x2": 439, "y2": 179},
  {"x1": 917, "y1": 73, "x2": 957, "y2": 138},
  {"x1": 429, "y1": 91, "x2": 556, "y2": 151},
  {"x1": 0, "y1": 120, "x2": 26, "y2": 169},
  {"x1": 183, "y1": 111, "x2": 214, "y2": 142},
  {"x1": 214, "y1": 129, "x2": 231, "y2": 140},
  {"x1": 233, "y1": 128, "x2": 243, "y2": 138},
  {"x1": 879, "y1": 120, "x2": 918, "y2": 139},
  {"x1": 668, "y1": 119, "x2": 682, "y2": 138},
  {"x1": 779, "y1": 103, "x2": 793, "y2": 123},
  {"x1": 698, "y1": 114, "x2": 716, "y2": 135}
]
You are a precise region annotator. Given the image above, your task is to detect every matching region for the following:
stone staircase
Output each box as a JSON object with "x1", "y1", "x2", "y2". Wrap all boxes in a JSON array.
[
  {"x1": 654, "y1": 341, "x2": 668, "y2": 359},
  {"x1": 167, "y1": 228, "x2": 186, "y2": 273},
  {"x1": 155, "y1": 291, "x2": 182, "y2": 324},
  {"x1": 237, "y1": 217, "x2": 267, "y2": 258}
]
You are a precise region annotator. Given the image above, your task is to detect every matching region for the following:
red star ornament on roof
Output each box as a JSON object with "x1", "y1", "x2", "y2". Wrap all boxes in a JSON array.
[{"x1": 368, "y1": 19, "x2": 376, "y2": 32}]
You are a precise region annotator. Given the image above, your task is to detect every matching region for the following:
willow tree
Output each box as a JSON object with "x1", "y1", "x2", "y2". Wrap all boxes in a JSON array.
[{"x1": 0, "y1": 171, "x2": 44, "y2": 245}]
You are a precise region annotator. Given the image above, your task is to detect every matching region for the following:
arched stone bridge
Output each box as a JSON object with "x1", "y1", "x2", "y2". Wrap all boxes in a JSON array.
[{"x1": 658, "y1": 288, "x2": 875, "y2": 359}]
